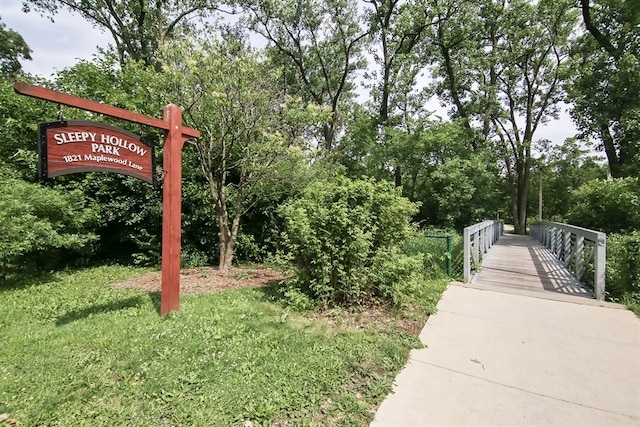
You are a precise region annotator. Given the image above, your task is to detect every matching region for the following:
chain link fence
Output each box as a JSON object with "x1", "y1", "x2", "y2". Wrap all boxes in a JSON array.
[{"x1": 403, "y1": 231, "x2": 464, "y2": 280}]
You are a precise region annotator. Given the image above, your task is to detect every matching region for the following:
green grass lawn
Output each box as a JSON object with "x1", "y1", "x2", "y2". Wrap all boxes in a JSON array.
[{"x1": 0, "y1": 266, "x2": 448, "y2": 426}]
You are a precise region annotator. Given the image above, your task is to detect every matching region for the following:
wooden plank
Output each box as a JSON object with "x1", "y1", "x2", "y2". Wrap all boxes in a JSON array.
[
  {"x1": 14, "y1": 82, "x2": 200, "y2": 138},
  {"x1": 472, "y1": 234, "x2": 593, "y2": 299}
]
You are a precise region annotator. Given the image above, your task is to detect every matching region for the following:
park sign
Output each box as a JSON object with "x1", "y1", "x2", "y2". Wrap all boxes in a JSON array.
[
  {"x1": 39, "y1": 120, "x2": 154, "y2": 184},
  {"x1": 16, "y1": 81, "x2": 200, "y2": 316}
]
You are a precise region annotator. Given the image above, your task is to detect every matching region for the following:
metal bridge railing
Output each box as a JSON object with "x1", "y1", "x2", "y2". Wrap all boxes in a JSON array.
[
  {"x1": 530, "y1": 221, "x2": 606, "y2": 300},
  {"x1": 463, "y1": 220, "x2": 503, "y2": 282}
]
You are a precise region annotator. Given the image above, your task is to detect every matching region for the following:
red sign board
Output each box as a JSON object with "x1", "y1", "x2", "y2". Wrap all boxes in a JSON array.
[{"x1": 39, "y1": 120, "x2": 154, "y2": 184}]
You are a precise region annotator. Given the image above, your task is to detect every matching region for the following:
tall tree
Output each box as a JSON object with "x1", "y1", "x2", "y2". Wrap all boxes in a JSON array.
[
  {"x1": 159, "y1": 37, "x2": 306, "y2": 271},
  {"x1": 567, "y1": 0, "x2": 640, "y2": 178},
  {"x1": 241, "y1": 0, "x2": 369, "y2": 150},
  {"x1": 0, "y1": 18, "x2": 32, "y2": 77},
  {"x1": 430, "y1": 0, "x2": 576, "y2": 234},
  {"x1": 363, "y1": 0, "x2": 435, "y2": 187},
  {"x1": 431, "y1": 0, "x2": 489, "y2": 149},
  {"x1": 22, "y1": 0, "x2": 222, "y2": 69},
  {"x1": 364, "y1": 0, "x2": 432, "y2": 127}
]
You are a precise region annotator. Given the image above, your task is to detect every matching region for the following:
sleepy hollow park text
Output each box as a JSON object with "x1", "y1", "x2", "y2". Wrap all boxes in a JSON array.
[{"x1": 14, "y1": 81, "x2": 201, "y2": 316}]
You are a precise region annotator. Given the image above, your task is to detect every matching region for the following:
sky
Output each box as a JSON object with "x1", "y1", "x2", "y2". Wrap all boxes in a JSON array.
[{"x1": 2, "y1": 0, "x2": 578, "y2": 146}]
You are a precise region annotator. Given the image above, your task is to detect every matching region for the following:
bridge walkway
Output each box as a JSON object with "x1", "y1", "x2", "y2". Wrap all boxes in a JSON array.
[
  {"x1": 372, "y1": 232, "x2": 640, "y2": 426},
  {"x1": 469, "y1": 232, "x2": 596, "y2": 303}
]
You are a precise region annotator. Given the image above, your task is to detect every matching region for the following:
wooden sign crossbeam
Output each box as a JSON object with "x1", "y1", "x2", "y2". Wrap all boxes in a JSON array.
[
  {"x1": 14, "y1": 82, "x2": 199, "y2": 138},
  {"x1": 14, "y1": 82, "x2": 200, "y2": 315}
]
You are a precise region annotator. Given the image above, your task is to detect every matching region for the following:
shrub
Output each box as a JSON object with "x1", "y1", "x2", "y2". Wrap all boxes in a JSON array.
[
  {"x1": 606, "y1": 232, "x2": 640, "y2": 307},
  {"x1": 0, "y1": 168, "x2": 98, "y2": 277},
  {"x1": 279, "y1": 177, "x2": 419, "y2": 307}
]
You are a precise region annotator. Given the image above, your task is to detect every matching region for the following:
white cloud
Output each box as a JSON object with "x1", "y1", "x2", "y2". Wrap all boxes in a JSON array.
[{"x1": 2, "y1": 0, "x2": 111, "y2": 77}]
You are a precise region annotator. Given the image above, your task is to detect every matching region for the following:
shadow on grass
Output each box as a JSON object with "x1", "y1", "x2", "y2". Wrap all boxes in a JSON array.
[
  {"x1": 147, "y1": 291, "x2": 161, "y2": 314},
  {"x1": 56, "y1": 292, "x2": 161, "y2": 325},
  {"x1": 255, "y1": 280, "x2": 290, "y2": 304},
  {"x1": 0, "y1": 270, "x2": 62, "y2": 293}
]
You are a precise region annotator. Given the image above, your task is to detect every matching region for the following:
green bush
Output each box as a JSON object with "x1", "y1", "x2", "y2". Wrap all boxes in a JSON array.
[
  {"x1": 567, "y1": 177, "x2": 640, "y2": 234},
  {"x1": 0, "y1": 168, "x2": 99, "y2": 277},
  {"x1": 606, "y1": 232, "x2": 640, "y2": 307},
  {"x1": 279, "y1": 177, "x2": 420, "y2": 307}
]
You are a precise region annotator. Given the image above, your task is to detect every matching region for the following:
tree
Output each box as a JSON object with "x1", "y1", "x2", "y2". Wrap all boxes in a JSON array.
[
  {"x1": 363, "y1": 0, "x2": 436, "y2": 187},
  {"x1": 530, "y1": 138, "x2": 607, "y2": 221},
  {"x1": 430, "y1": 0, "x2": 576, "y2": 234},
  {"x1": 0, "y1": 75, "x2": 55, "y2": 180},
  {"x1": 159, "y1": 36, "x2": 307, "y2": 271},
  {"x1": 0, "y1": 18, "x2": 32, "y2": 77},
  {"x1": 430, "y1": 0, "x2": 489, "y2": 148},
  {"x1": 241, "y1": 0, "x2": 369, "y2": 150},
  {"x1": 566, "y1": 0, "x2": 640, "y2": 178},
  {"x1": 22, "y1": 0, "x2": 223, "y2": 69},
  {"x1": 364, "y1": 0, "x2": 432, "y2": 127}
]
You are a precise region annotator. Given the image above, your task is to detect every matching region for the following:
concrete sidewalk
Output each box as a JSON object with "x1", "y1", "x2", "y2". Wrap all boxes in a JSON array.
[{"x1": 371, "y1": 284, "x2": 640, "y2": 426}]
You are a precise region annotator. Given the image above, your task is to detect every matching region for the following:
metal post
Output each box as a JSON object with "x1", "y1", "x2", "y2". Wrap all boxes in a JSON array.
[
  {"x1": 575, "y1": 236, "x2": 585, "y2": 280},
  {"x1": 463, "y1": 227, "x2": 471, "y2": 282},
  {"x1": 539, "y1": 172, "x2": 543, "y2": 221},
  {"x1": 563, "y1": 232, "x2": 572, "y2": 266},
  {"x1": 594, "y1": 233, "x2": 606, "y2": 301},
  {"x1": 446, "y1": 235, "x2": 452, "y2": 278}
]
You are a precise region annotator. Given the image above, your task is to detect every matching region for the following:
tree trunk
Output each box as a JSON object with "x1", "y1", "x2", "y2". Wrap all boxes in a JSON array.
[
  {"x1": 599, "y1": 123, "x2": 622, "y2": 178},
  {"x1": 512, "y1": 158, "x2": 531, "y2": 235},
  {"x1": 394, "y1": 165, "x2": 402, "y2": 188},
  {"x1": 217, "y1": 208, "x2": 234, "y2": 272},
  {"x1": 218, "y1": 231, "x2": 235, "y2": 273},
  {"x1": 216, "y1": 196, "x2": 242, "y2": 273}
]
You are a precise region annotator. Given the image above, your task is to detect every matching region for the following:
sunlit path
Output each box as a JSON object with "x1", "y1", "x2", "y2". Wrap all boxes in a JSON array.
[
  {"x1": 372, "y1": 231, "x2": 640, "y2": 426},
  {"x1": 470, "y1": 233, "x2": 594, "y2": 301}
]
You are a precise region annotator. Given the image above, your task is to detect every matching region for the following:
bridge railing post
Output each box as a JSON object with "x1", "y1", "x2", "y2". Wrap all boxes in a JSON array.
[
  {"x1": 463, "y1": 227, "x2": 471, "y2": 282},
  {"x1": 595, "y1": 234, "x2": 606, "y2": 300},
  {"x1": 576, "y1": 236, "x2": 585, "y2": 280},
  {"x1": 463, "y1": 220, "x2": 503, "y2": 282},
  {"x1": 563, "y1": 232, "x2": 572, "y2": 266}
]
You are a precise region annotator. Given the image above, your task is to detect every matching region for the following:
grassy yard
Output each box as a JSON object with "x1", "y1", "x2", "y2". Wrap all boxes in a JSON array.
[{"x1": 0, "y1": 266, "x2": 448, "y2": 426}]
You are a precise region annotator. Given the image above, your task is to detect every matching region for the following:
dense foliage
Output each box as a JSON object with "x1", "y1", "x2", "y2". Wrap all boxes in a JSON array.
[
  {"x1": 2, "y1": 0, "x2": 639, "y2": 310},
  {"x1": 279, "y1": 177, "x2": 421, "y2": 306},
  {"x1": 0, "y1": 167, "x2": 98, "y2": 277},
  {"x1": 606, "y1": 232, "x2": 640, "y2": 307},
  {"x1": 567, "y1": 177, "x2": 640, "y2": 234},
  {"x1": 567, "y1": 0, "x2": 640, "y2": 178}
]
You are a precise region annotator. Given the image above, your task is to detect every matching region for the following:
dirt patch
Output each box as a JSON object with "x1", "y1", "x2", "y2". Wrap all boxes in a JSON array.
[
  {"x1": 308, "y1": 306, "x2": 426, "y2": 336},
  {"x1": 112, "y1": 266, "x2": 287, "y2": 294}
]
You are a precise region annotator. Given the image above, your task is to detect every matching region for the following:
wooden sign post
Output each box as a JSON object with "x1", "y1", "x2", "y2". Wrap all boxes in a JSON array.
[{"x1": 14, "y1": 82, "x2": 200, "y2": 315}]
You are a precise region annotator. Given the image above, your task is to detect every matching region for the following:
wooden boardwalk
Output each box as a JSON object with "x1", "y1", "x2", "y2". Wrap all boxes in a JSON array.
[{"x1": 470, "y1": 232, "x2": 596, "y2": 302}]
